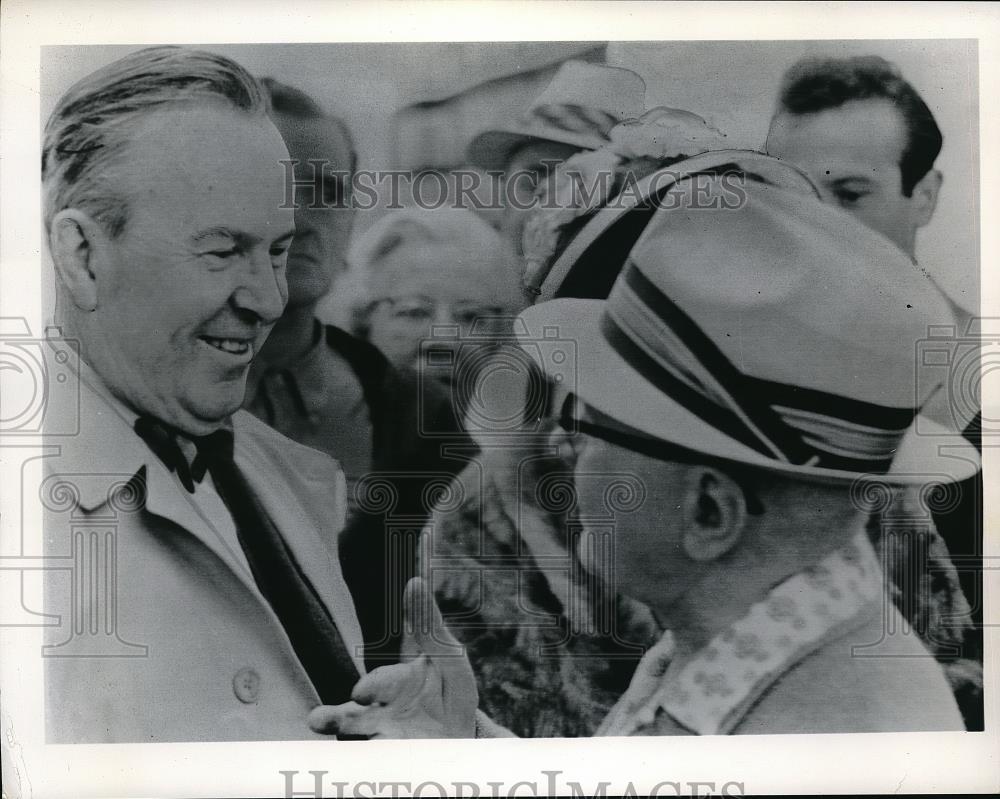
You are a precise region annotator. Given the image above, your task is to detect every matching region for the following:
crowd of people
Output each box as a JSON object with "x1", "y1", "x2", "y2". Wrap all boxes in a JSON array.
[{"x1": 40, "y1": 44, "x2": 982, "y2": 742}]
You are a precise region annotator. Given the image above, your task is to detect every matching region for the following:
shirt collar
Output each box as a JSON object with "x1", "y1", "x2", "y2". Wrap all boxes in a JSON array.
[
  {"x1": 626, "y1": 530, "x2": 883, "y2": 736},
  {"x1": 52, "y1": 351, "x2": 226, "y2": 510},
  {"x1": 42, "y1": 353, "x2": 153, "y2": 512}
]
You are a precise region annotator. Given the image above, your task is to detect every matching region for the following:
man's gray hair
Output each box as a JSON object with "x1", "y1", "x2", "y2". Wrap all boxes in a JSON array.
[{"x1": 42, "y1": 45, "x2": 267, "y2": 238}]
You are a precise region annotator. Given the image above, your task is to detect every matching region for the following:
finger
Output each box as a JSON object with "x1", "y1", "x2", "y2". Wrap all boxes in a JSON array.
[
  {"x1": 351, "y1": 658, "x2": 430, "y2": 706},
  {"x1": 616, "y1": 631, "x2": 677, "y2": 712},
  {"x1": 308, "y1": 701, "x2": 369, "y2": 735},
  {"x1": 403, "y1": 577, "x2": 464, "y2": 660},
  {"x1": 400, "y1": 577, "x2": 424, "y2": 662},
  {"x1": 401, "y1": 577, "x2": 477, "y2": 733},
  {"x1": 640, "y1": 630, "x2": 676, "y2": 679},
  {"x1": 309, "y1": 702, "x2": 400, "y2": 740},
  {"x1": 404, "y1": 578, "x2": 479, "y2": 729},
  {"x1": 406, "y1": 578, "x2": 474, "y2": 695}
]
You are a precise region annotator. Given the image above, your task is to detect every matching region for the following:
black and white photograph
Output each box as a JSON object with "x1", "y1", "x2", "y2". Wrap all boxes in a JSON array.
[{"x1": 1, "y1": 1, "x2": 997, "y2": 797}]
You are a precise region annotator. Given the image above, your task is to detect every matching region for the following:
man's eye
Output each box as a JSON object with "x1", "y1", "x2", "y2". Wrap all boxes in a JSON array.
[
  {"x1": 396, "y1": 307, "x2": 432, "y2": 320},
  {"x1": 269, "y1": 245, "x2": 289, "y2": 259},
  {"x1": 205, "y1": 248, "x2": 238, "y2": 259},
  {"x1": 835, "y1": 190, "x2": 865, "y2": 206}
]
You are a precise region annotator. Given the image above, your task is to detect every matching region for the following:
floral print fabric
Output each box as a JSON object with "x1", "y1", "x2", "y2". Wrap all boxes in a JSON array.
[{"x1": 600, "y1": 531, "x2": 883, "y2": 736}]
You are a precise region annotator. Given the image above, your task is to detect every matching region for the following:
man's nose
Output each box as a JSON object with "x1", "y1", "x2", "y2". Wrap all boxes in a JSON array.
[
  {"x1": 432, "y1": 305, "x2": 457, "y2": 326},
  {"x1": 232, "y1": 252, "x2": 288, "y2": 324}
]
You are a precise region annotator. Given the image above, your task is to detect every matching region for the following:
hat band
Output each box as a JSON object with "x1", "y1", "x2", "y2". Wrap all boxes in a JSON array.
[
  {"x1": 522, "y1": 103, "x2": 619, "y2": 141},
  {"x1": 600, "y1": 263, "x2": 915, "y2": 474}
]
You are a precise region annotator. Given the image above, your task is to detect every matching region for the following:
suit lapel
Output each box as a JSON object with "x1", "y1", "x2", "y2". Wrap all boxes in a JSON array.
[
  {"x1": 59, "y1": 370, "x2": 268, "y2": 601},
  {"x1": 142, "y1": 464, "x2": 267, "y2": 599},
  {"x1": 57, "y1": 366, "x2": 366, "y2": 678},
  {"x1": 234, "y1": 421, "x2": 366, "y2": 675}
]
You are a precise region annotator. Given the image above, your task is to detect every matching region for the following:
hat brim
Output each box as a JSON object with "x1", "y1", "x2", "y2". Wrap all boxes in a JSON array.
[
  {"x1": 467, "y1": 127, "x2": 608, "y2": 171},
  {"x1": 518, "y1": 299, "x2": 979, "y2": 485}
]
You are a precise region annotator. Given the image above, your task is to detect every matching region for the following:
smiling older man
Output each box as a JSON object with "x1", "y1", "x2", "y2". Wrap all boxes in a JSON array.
[{"x1": 41, "y1": 46, "x2": 365, "y2": 742}]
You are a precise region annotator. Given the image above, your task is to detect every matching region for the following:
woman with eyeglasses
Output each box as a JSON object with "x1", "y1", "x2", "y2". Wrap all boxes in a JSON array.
[{"x1": 345, "y1": 207, "x2": 527, "y2": 398}]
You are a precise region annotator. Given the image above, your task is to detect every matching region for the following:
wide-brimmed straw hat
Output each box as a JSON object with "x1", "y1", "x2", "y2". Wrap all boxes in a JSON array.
[
  {"x1": 467, "y1": 60, "x2": 646, "y2": 171},
  {"x1": 527, "y1": 150, "x2": 821, "y2": 301},
  {"x1": 516, "y1": 162, "x2": 979, "y2": 484}
]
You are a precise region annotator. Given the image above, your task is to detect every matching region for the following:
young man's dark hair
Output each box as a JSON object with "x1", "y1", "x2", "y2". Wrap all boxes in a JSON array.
[
  {"x1": 260, "y1": 76, "x2": 357, "y2": 174},
  {"x1": 776, "y1": 55, "x2": 941, "y2": 196}
]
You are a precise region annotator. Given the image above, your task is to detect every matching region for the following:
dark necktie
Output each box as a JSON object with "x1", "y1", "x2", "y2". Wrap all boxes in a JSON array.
[{"x1": 133, "y1": 416, "x2": 360, "y2": 704}]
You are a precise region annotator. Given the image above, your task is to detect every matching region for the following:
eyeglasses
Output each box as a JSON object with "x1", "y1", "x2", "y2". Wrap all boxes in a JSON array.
[
  {"x1": 558, "y1": 395, "x2": 764, "y2": 515},
  {"x1": 558, "y1": 397, "x2": 697, "y2": 462},
  {"x1": 372, "y1": 296, "x2": 508, "y2": 331}
]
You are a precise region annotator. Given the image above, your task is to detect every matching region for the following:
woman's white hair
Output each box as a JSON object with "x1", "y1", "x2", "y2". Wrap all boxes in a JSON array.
[
  {"x1": 349, "y1": 206, "x2": 507, "y2": 276},
  {"x1": 340, "y1": 206, "x2": 524, "y2": 333}
]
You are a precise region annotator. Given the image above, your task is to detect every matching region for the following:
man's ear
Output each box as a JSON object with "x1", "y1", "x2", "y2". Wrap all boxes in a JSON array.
[
  {"x1": 680, "y1": 468, "x2": 747, "y2": 562},
  {"x1": 910, "y1": 168, "x2": 942, "y2": 228},
  {"x1": 49, "y1": 209, "x2": 108, "y2": 312}
]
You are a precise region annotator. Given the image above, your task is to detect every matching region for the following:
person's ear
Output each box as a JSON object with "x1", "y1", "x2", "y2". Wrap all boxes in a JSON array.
[
  {"x1": 49, "y1": 209, "x2": 109, "y2": 312},
  {"x1": 680, "y1": 468, "x2": 748, "y2": 562},
  {"x1": 910, "y1": 168, "x2": 942, "y2": 228}
]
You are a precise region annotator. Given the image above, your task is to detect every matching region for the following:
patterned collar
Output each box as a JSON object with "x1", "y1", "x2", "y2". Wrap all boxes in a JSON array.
[{"x1": 602, "y1": 530, "x2": 883, "y2": 736}]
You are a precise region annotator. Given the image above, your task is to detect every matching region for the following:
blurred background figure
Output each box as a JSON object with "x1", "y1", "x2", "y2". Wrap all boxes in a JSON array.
[
  {"x1": 466, "y1": 60, "x2": 646, "y2": 258},
  {"x1": 418, "y1": 116, "x2": 751, "y2": 738},
  {"x1": 765, "y1": 56, "x2": 983, "y2": 729},
  {"x1": 245, "y1": 79, "x2": 370, "y2": 480},
  {"x1": 766, "y1": 55, "x2": 942, "y2": 265},
  {"x1": 345, "y1": 207, "x2": 527, "y2": 426},
  {"x1": 245, "y1": 80, "x2": 471, "y2": 670}
]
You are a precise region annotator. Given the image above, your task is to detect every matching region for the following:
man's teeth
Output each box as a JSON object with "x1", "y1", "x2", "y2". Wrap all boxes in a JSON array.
[{"x1": 203, "y1": 337, "x2": 251, "y2": 355}]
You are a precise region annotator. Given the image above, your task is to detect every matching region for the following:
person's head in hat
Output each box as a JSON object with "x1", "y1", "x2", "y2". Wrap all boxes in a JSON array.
[
  {"x1": 516, "y1": 174, "x2": 974, "y2": 733},
  {"x1": 467, "y1": 60, "x2": 645, "y2": 258},
  {"x1": 311, "y1": 169, "x2": 975, "y2": 740}
]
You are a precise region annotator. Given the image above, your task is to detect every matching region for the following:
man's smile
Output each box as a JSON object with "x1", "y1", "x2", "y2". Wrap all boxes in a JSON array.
[{"x1": 197, "y1": 334, "x2": 257, "y2": 363}]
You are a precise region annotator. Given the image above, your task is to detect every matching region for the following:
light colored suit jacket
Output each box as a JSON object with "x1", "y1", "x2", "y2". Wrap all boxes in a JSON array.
[
  {"x1": 729, "y1": 604, "x2": 964, "y2": 735},
  {"x1": 42, "y1": 372, "x2": 365, "y2": 742}
]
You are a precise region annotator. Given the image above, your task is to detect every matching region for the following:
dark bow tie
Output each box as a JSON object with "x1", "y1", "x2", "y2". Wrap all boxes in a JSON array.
[
  {"x1": 133, "y1": 416, "x2": 234, "y2": 493},
  {"x1": 133, "y1": 412, "x2": 359, "y2": 704}
]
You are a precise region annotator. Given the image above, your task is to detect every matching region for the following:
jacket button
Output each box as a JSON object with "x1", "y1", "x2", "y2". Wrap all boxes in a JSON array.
[{"x1": 233, "y1": 667, "x2": 261, "y2": 704}]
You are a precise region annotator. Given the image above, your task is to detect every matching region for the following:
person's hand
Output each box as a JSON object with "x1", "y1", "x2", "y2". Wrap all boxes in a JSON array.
[{"x1": 308, "y1": 577, "x2": 478, "y2": 739}]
